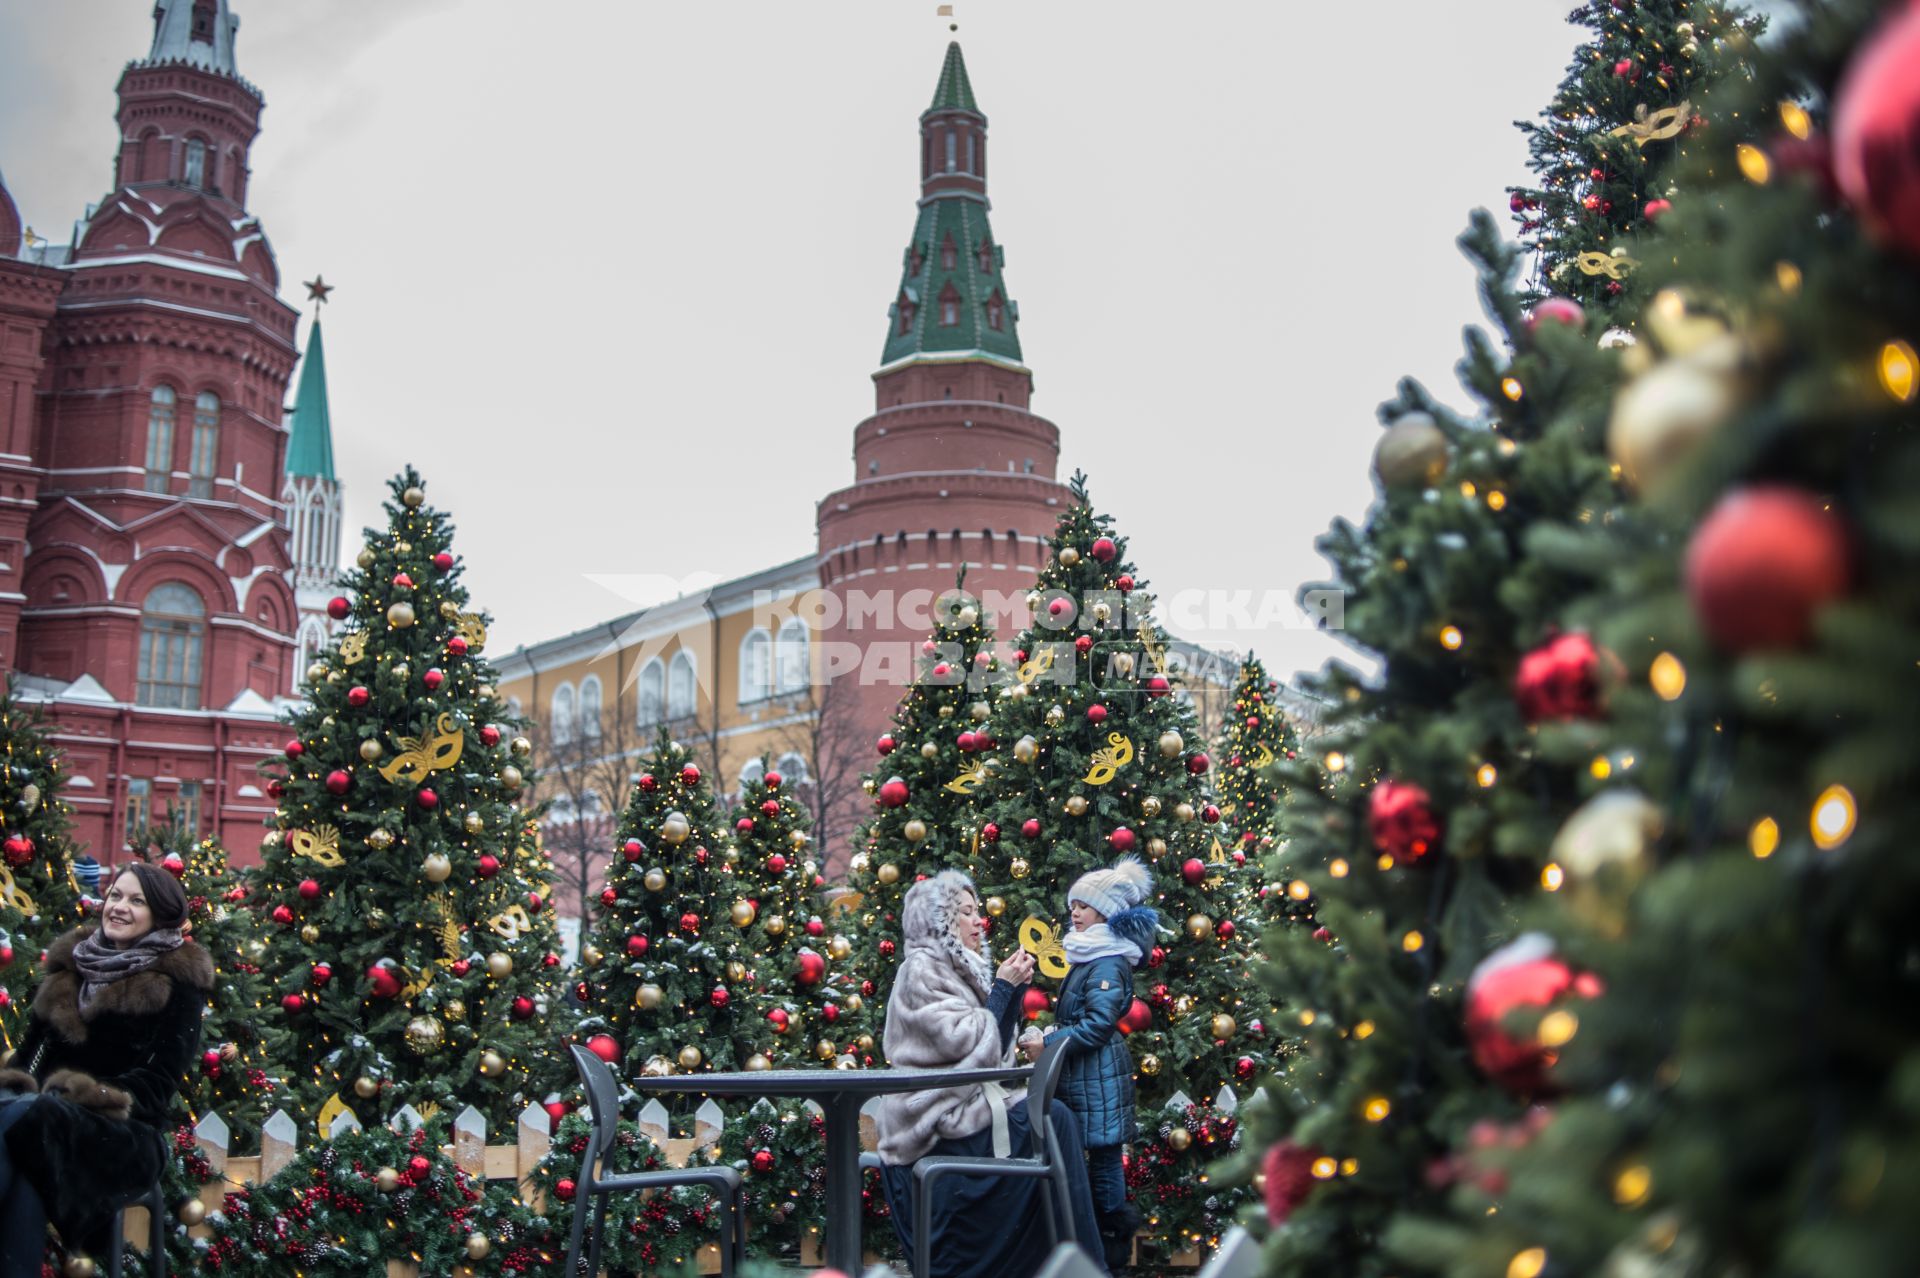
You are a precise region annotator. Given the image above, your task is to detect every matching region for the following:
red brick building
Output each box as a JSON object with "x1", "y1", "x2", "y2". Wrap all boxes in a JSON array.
[{"x1": 0, "y1": 0, "x2": 324, "y2": 859}]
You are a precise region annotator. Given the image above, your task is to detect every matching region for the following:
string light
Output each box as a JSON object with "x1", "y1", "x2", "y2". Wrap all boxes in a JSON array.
[
  {"x1": 1324, "y1": 751, "x2": 1346, "y2": 773},
  {"x1": 1613, "y1": 1163, "x2": 1653, "y2": 1207},
  {"x1": 1329, "y1": 858, "x2": 1350, "y2": 878},
  {"x1": 1486, "y1": 490, "x2": 1508, "y2": 511},
  {"x1": 1777, "y1": 100, "x2": 1810, "y2": 139},
  {"x1": 1508, "y1": 1249, "x2": 1548, "y2": 1278},
  {"x1": 1590, "y1": 756, "x2": 1613, "y2": 780},
  {"x1": 1538, "y1": 1010, "x2": 1578, "y2": 1047},
  {"x1": 1649, "y1": 652, "x2": 1686, "y2": 700},
  {"x1": 1363, "y1": 1096, "x2": 1391, "y2": 1122},
  {"x1": 1736, "y1": 143, "x2": 1771, "y2": 184},
  {"x1": 1540, "y1": 863, "x2": 1564, "y2": 891},
  {"x1": 1439, "y1": 626, "x2": 1464, "y2": 651},
  {"x1": 1748, "y1": 816, "x2": 1779, "y2": 859},
  {"x1": 1501, "y1": 377, "x2": 1524, "y2": 401},
  {"x1": 1310, "y1": 1157, "x2": 1338, "y2": 1180},
  {"x1": 1810, "y1": 785, "x2": 1856, "y2": 851},
  {"x1": 1402, "y1": 930, "x2": 1424, "y2": 953},
  {"x1": 1353, "y1": 1020, "x2": 1374, "y2": 1039},
  {"x1": 1476, "y1": 764, "x2": 1498, "y2": 788},
  {"x1": 1879, "y1": 340, "x2": 1917, "y2": 402},
  {"x1": 1774, "y1": 261, "x2": 1802, "y2": 295}
]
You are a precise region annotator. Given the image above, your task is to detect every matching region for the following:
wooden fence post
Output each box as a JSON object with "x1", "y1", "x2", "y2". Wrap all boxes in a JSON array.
[
  {"x1": 259, "y1": 1109, "x2": 298, "y2": 1182},
  {"x1": 453, "y1": 1105, "x2": 488, "y2": 1178},
  {"x1": 516, "y1": 1101, "x2": 550, "y2": 1208}
]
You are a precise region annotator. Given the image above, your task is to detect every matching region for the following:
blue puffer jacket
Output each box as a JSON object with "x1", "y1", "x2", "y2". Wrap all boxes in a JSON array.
[{"x1": 1047, "y1": 953, "x2": 1137, "y2": 1147}]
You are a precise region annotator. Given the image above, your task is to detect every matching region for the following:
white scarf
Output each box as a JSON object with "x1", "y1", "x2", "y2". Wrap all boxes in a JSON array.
[{"x1": 1062, "y1": 922, "x2": 1140, "y2": 966}]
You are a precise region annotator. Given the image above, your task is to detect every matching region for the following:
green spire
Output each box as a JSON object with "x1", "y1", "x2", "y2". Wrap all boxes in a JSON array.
[
  {"x1": 927, "y1": 42, "x2": 977, "y2": 115},
  {"x1": 285, "y1": 318, "x2": 335, "y2": 481}
]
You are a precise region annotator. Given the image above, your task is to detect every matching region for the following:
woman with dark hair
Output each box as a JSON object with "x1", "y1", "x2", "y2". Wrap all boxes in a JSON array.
[{"x1": 0, "y1": 861, "x2": 213, "y2": 1275}]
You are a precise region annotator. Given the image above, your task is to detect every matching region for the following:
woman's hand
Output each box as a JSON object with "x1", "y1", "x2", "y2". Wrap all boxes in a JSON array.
[
  {"x1": 996, "y1": 949, "x2": 1036, "y2": 985},
  {"x1": 1018, "y1": 1029, "x2": 1046, "y2": 1062}
]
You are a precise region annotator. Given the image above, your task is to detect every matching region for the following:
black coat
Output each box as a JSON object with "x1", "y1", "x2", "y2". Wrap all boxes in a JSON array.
[{"x1": 1, "y1": 927, "x2": 213, "y2": 1254}]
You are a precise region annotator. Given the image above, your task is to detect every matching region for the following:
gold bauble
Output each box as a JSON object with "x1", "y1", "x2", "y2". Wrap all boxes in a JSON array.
[
  {"x1": 1007, "y1": 682, "x2": 1029, "y2": 701},
  {"x1": 439, "y1": 601, "x2": 462, "y2": 620},
  {"x1": 957, "y1": 604, "x2": 980, "y2": 626},
  {"x1": 1014, "y1": 735, "x2": 1039, "y2": 764},
  {"x1": 1140, "y1": 795, "x2": 1162, "y2": 818},
  {"x1": 499, "y1": 766, "x2": 523, "y2": 792},
  {"x1": 244, "y1": 938, "x2": 267, "y2": 962},
  {"x1": 903, "y1": 818, "x2": 928, "y2": 843},
  {"x1": 360, "y1": 739, "x2": 384, "y2": 762},
  {"x1": 816, "y1": 1039, "x2": 838, "y2": 1061},
  {"x1": 1173, "y1": 994, "x2": 1196, "y2": 1016},
  {"x1": 1608, "y1": 335, "x2": 1747, "y2": 492},
  {"x1": 445, "y1": 999, "x2": 466, "y2": 1019},
  {"x1": 1045, "y1": 705, "x2": 1067, "y2": 727},
  {"x1": 642, "y1": 1055, "x2": 673, "y2": 1077},
  {"x1": 1552, "y1": 789, "x2": 1662, "y2": 881},
  {"x1": 178, "y1": 1198, "x2": 209, "y2": 1226},
  {"x1": 422, "y1": 853, "x2": 452, "y2": 883},
  {"x1": 849, "y1": 852, "x2": 871, "y2": 875},
  {"x1": 1168, "y1": 1126, "x2": 1192, "y2": 1151},
  {"x1": 301, "y1": 924, "x2": 322, "y2": 944},
  {"x1": 465, "y1": 1234, "x2": 491, "y2": 1261},
  {"x1": 1158, "y1": 730, "x2": 1185, "y2": 758},
  {"x1": 1026, "y1": 591, "x2": 1044, "y2": 610},
  {"x1": 376, "y1": 1167, "x2": 401, "y2": 1192},
  {"x1": 1091, "y1": 601, "x2": 1112, "y2": 623},
  {"x1": 1210, "y1": 1013, "x2": 1238, "y2": 1040},
  {"x1": 486, "y1": 952, "x2": 513, "y2": 979},
  {"x1": 1010, "y1": 857, "x2": 1031, "y2": 879},
  {"x1": 1064, "y1": 795, "x2": 1089, "y2": 817},
  {"x1": 510, "y1": 735, "x2": 532, "y2": 757},
  {"x1": 746, "y1": 1053, "x2": 772, "y2": 1072},
  {"x1": 660, "y1": 812, "x2": 691, "y2": 845},
  {"x1": 386, "y1": 601, "x2": 416, "y2": 629},
  {"x1": 857, "y1": 1033, "x2": 876, "y2": 1052},
  {"x1": 876, "y1": 864, "x2": 900, "y2": 885},
  {"x1": 764, "y1": 915, "x2": 787, "y2": 936},
  {"x1": 402, "y1": 486, "x2": 425, "y2": 508},
  {"x1": 637, "y1": 984, "x2": 665, "y2": 1010},
  {"x1": 477, "y1": 684, "x2": 495, "y2": 699},
  {"x1": 1058, "y1": 547, "x2": 1081, "y2": 567},
  {"x1": 1140, "y1": 1054, "x2": 1162, "y2": 1077},
  {"x1": 1372, "y1": 413, "x2": 1451, "y2": 489},
  {"x1": 643, "y1": 868, "x2": 668, "y2": 892},
  {"x1": 862, "y1": 778, "x2": 878, "y2": 794},
  {"x1": 307, "y1": 661, "x2": 329, "y2": 683},
  {"x1": 984, "y1": 895, "x2": 1006, "y2": 917},
  {"x1": 406, "y1": 1016, "x2": 445, "y2": 1054},
  {"x1": 828, "y1": 934, "x2": 853, "y2": 960},
  {"x1": 353, "y1": 1075, "x2": 379, "y2": 1099},
  {"x1": 1174, "y1": 803, "x2": 1196, "y2": 823},
  {"x1": 969, "y1": 700, "x2": 991, "y2": 722},
  {"x1": 479, "y1": 1049, "x2": 507, "y2": 1077},
  {"x1": 921, "y1": 742, "x2": 940, "y2": 759},
  {"x1": 582, "y1": 945, "x2": 604, "y2": 968},
  {"x1": 731, "y1": 899, "x2": 758, "y2": 927},
  {"x1": 790, "y1": 829, "x2": 810, "y2": 850},
  {"x1": 1110, "y1": 651, "x2": 1133, "y2": 676},
  {"x1": 1147, "y1": 837, "x2": 1167, "y2": 858},
  {"x1": 846, "y1": 994, "x2": 864, "y2": 1014},
  {"x1": 366, "y1": 826, "x2": 393, "y2": 848},
  {"x1": 727, "y1": 960, "x2": 749, "y2": 983},
  {"x1": 678, "y1": 1045, "x2": 703, "y2": 1070},
  {"x1": 357, "y1": 548, "x2": 377, "y2": 570},
  {"x1": 1186, "y1": 913, "x2": 1212, "y2": 940},
  {"x1": 937, "y1": 704, "x2": 956, "y2": 719},
  {"x1": 463, "y1": 811, "x2": 485, "y2": 834}
]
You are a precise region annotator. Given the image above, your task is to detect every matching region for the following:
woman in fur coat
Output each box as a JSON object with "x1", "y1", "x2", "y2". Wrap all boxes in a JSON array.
[
  {"x1": 874, "y1": 869, "x2": 1105, "y2": 1277},
  {"x1": 0, "y1": 861, "x2": 214, "y2": 1275}
]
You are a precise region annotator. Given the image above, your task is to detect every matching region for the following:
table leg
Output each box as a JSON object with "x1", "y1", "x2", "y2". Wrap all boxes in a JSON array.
[{"x1": 821, "y1": 1092, "x2": 862, "y2": 1274}]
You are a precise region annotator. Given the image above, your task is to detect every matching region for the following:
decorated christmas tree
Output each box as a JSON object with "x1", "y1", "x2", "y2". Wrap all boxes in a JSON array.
[
  {"x1": 841, "y1": 572, "x2": 1000, "y2": 1060},
  {"x1": 253, "y1": 469, "x2": 565, "y2": 1132},
  {"x1": 0, "y1": 680, "x2": 86, "y2": 1054},
  {"x1": 574, "y1": 731, "x2": 755, "y2": 1077},
  {"x1": 1209, "y1": 656, "x2": 1307, "y2": 924},
  {"x1": 1508, "y1": 0, "x2": 1760, "y2": 309},
  {"x1": 1387, "y1": 2, "x2": 1920, "y2": 1272}
]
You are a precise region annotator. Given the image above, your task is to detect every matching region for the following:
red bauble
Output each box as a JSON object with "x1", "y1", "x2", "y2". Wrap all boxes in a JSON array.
[
  {"x1": 1216, "y1": 919, "x2": 1236, "y2": 940},
  {"x1": 1145, "y1": 675, "x2": 1170, "y2": 697},
  {"x1": 476, "y1": 854, "x2": 500, "y2": 879},
  {"x1": 878, "y1": 939, "x2": 895, "y2": 958},
  {"x1": 1686, "y1": 487, "x2": 1850, "y2": 651},
  {"x1": 957, "y1": 730, "x2": 978, "y2": 752},
  {"x1": 1833, "y1": 2, "x2": 1920, "y2": 256},
  {"x1": 1021, "y1": 818, "x2": 1041, "y2": 839},
  {"x1": 623, "y1": 838, "x2": 644, "y2": 862},
  {"x1": 586, "y1": 1034, "x2": 621, "y2": 1064},
  {"x1": 806, "y1": 917, "x2": 825, "y2": 936},
  {"x1": 367, "y1": 964, "x2": 403, "y2": 999},
  {"x1": 544, "y1": 952, "x2": 560, "y2": 967},
  {"x1": 1235, "y1": 1056, "x2": 1257, "y2": 1082},
  {"x1": 284, "y1": 740, "x2": 304, "y2": 758},
  {"x1": 1186, "y1": 752, "x2": 1211, "y2": 775},
  {"x1": 767, "y1": 853, "x2": 789, "y2": 875},
  {"x1": 627, "y1": 935, "x2": 649, "y2": 958},
  {"x1": 822, "y1": 1002, "x2": 840, "y2": 1023},
  {"x1": 1514, "y1": 632, "x2": 1603, "y2": 722},
  {"x1": 1261, "y1": 1141, "x2": 1322, "y2": 1226},
  {"x1": 1117, "y1": 998, "x2": 1152, "y2": 1035},
  {"x1": 1086, "y1": 704, "x2": 1108, "y2": 724},
  {"x1": 310, "y1": 962, "x2": 332, "y2": 986},
  {"x1": 679, "y1": 911, "x2": 701, "y2": 935},
  {"x1": 1464, "y1": 935, "x2": 1603, "y2": 1093},
  {"x1": 555, "y1": 1177, "x2": 577, "y2": 1201},
  {"x1": 796, "y1": 950, "x2": 826, "y2": 986},
  {"x1": 760, "y1": 798, "x2": 781, "y2": 816},
  {"x1": 638, "y1": 773, "x2": 657, "y2": 793},
  {"x1": 711, "y1": 986, "x2": 730, "y2": 1009},
  {"x1": 451, "y1": 959, "x2": 471, "y2": 976},
  {"x1": 266, "y1": 779, "x2": 284, "y2": 798},
  {"x1": 447, "y1": 635, "x2": 469, "y2": 656},
  {"x1": 271, "y1": 905, "x2": 294, "y2": 925},
  {"x1": 1643, "y1": 198, "x2": 1672, "y2": 221},
  {"x1": 1115, "y1": 574, "x2": 1135, "y2": 593},
  {"x1": 423, "y1": 668, "x2": 444, "y2": 690},
  {"x1": 202, "y1": 1048, "x2": 222, "y2": 1070},
  {"x1": 1526, "y1": 297, "x2": 1585, "y2": 332},
  {"x1": 479, "y1": 724, "x2": 500, "y2": 746},
  {"x1": 877, "y1": 776, "x2": 910, "y2": 808},
  {"x1": 933, "y1": 661, "x2": 952, "y2": 678},
  {"x1": 1048, "y1": 599, "x2": 1070, "y2": 618},
  {"x1": 432, "y1": 551, "x2": 454, "y2": 572},
  {"x1": 511, "y1": 996, "x2": 535, "y2": 1020},
  {"x1": 325, "y1": 770, "x2": 351, "y2": 795},
  {"x1": 1147, "y1": 947, "x2": 1165, "y2": 968},
  {"x1": 680, "y1": 764, "x2": 701, "y2": 786},
  {"x1": 298, "y1": 878, "x2": 322, "y2": 900},
  {"x1": 982, "y1": 822, "x2": 1001, "y2": 843},
  {"x1": 281, "y1": 993, "x2": 307, "y2": 1014},
  {"x1": 327, "y1": 596, "x2": 351, "y2": 620},
  {"x1": 1109, "y1": 826, "x2": 1137, "y2": 853},
  {"x1": 391, "y1": 572, "x2": 414, "y2": 589},
  {"x1": 600, "y1": 887, "x2": 617, "y2": 907},
  {"x1": 735, "y1": 817, "x2": 755, "y2": 834},
  {"x1": 1022, "y1": 987, "x2": 1051, "y2": 1020},
  {"x1": 416, "y1": 788, "x2": 439, "y2": 809},
  {"x1": 158, "y1": 853, "x2": 185, "y2": 878},
  {"x1": 1368, "y1": 779, "x2": 1442, "y2": 865},
  {"x1": 750, "y1": 1149, "x2": 776, "y2": 1174},
  {"x1": 0, "y1": 835, "x2": 30, "y2": 867},
  {"x1": 347, "y1": 685, "x2": 370, "y2": 708},
  {"x1": 1074, "y1": 635, "x2": 1093, "y2": 656},
  {"x1": 877, "y1": 734, "x2": 897, "y2": 756},
  {"x1": 764, "y1": 771, "x2": 782, "y2": 790},
  {"x1": 543, "y1": 1100, "x2": 572, "y2": 1131},
  {"x1": 1612, "y1": 57, "x2": 1633, "y2": 76},
  {"x1": 1509, "y1": 191, "x2": 1528, "y2": 212},
  {"x1": 1090, "y1": 536, "x2": 1117, "y2": 562},
  {"x1": 1181, "y1": 858, "x2": 1205, "y2": 885},
  {"x1": 1202, "y1": 803, "x2": 1220, "y2": 823}
]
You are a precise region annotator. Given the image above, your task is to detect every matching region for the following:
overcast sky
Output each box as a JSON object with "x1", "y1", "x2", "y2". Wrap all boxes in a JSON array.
[{"x1": 0, "y1": 1, "x2": 1587, "y2": 686}]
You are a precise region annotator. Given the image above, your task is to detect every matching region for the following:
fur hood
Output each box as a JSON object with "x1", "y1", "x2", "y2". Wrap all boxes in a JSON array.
[
  {"x1": 33, "y1": 926, "x2": 214, "y2": 1045},
  {"x1": 899, "y1": 869, "x2": 995, "y2": 999}
]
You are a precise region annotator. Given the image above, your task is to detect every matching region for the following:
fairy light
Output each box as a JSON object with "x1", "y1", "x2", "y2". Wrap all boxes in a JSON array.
[
  {"x1": 1459, "y1": 481, "x2": 1477, "y2": 499},
  {"x1": 1476, "y1": 764, "x2": 1498, "y2": 788},
  {"x1": 1299, "y1": 1010, "x2": 1316, "y2": 1026},
  {"x1": 1376, "y1": 853, "x2": 1396, "y2": 872},
  {"x1": 1329, "y1": 858, "x2": 1350, "y2": 878},
  {"x1": 1486, "y1": 490, "x2": 1508, "y2": 511},
  {"x1": 1324, "y1": 751, "x2": 1346, "y2": 773},
  {"x1": 1736, "y1": 143, "x2": 1771, "y2": 184},
  {"x1": 1538, "y1": 1010, "x2": 1578, "y2": 1047},
  {"x1": 1287, "y1": 880, "x2": 1311, "y2": 901},
  {"x1": 1439, "y1": 626, "x2": 1464, "y2": 651},
  {"x1": 1774, "y1": 261, "x2": 1802, "y2": 294},
  {"x1": 1613, "y1": 1164, "x2": 1653, "y2": 1207},
  {"x1": 1340, "y1": 1158, "x2": 1359, "y2": 1176},
  {"x1": 1311, "y1": 1157, "x2": 1338, "y2": 1180},
  {"x1": 1810, "y1": 785, "x2": 1856, "y2": 850},
  {"x1": 1363, "y1": 1096, "x2": 1391, "y2": 1122},
  {"x1": 1649, "y1": 652, "x2": 1686, "y2": 700},
  {"x1": 1402, "y1": 930, "x2": 1424, "y2": 953},
  {"x1": 1501, "y1": 377, "x2": 1524, "y2": 401},
  {"x1": 1353, "y1": 1020, "x2": 1374, "y2": 1039},
  {"x1": 1541, "y1": 863, "x2": 1564, "y2": 891},
  {"x1": 1778, "y1": 100, "x2": 1810, "y2": 139},
  {"x1": 1749, "y1": 816, "x2": 1780, "y2": 859},
  {"x1": 1590, "y1": 756, "x2": 1613, "y2": 780},
  {"x1": 1879, "y1": 340, "x2": 1917, "y2": 402}
]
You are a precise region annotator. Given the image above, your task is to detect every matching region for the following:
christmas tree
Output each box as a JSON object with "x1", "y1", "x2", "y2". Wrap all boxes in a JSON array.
[
  {"x1": 1509, "y1": 0, "x2": 1760, "y2": 309},
  {"x1": 841, "y1": 572, "x2": 1000, "y2": 1061},
  {"x1": 574, "y1": 731, "x2": 756, "y2": 1076},
  {"x1": 253, "y1": 469, "x2": 566, "y2": 1132},
  {"x1": 1209, "y1": 656, "x2": 1306, "y2": 923},
  {"x1": 1388, "y1": 2, "x2": 1920, "y2": 1272},
  {"x1": 0, "y1": 680, "x2": 86, "y2": 1054}
]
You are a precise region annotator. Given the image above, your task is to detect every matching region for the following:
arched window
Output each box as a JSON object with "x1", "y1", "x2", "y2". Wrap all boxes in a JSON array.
[
  {"x1": 189, "y1": 391, "x2": 219, "y2": 498},
  {"x1": 776, "y1": 617, "x2": 809, "y2": 694},
  {"x1": 944, "y1": 129, "x2": 957, "y2": 173},
  {"x1": 940, "y1": 234, "x2": 958, "y2": 271},
  {"x1": 739, "y1": 757, "x2": 766, "y2": 790},
  {"x1": 577, "y1": 675, "x2": 603, "y2": 739},
  {"x1": 667, "y1": 651, "x2": 697, "y2": 720},
  {"x1": 940, "y1": 284, "x2": 960, "y2": 327},
  {"x1": 739, "y1": 628, "x2": 772, "y2": 703},
  {"x1": 183, "y1": 139, "x2": 206, "y2": 189},
  {"x1": 550, "y1": 683, "x2": 576, "y2": 745},
  {"x1": 776, "y1": 752, "x2": 809, "y2": 784},
  {"x1": 136, "y1": 582, "x2": 204, "y2": 708},
  {"x1": 636, "y1": 659, "x2": 665, "y2": 726},
  {"x1": 145, "y1": 386, "x2": 176, "y2": 493}
]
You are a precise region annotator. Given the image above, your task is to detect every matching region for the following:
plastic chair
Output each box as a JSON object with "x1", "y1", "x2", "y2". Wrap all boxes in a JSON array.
[
  {"x1": 104, "y1": 1181, "x2": 167, "y2": 1278},
  {"x1": 911, "y1": 1037, "x2": 1077, "y2": 1278},
  {"x1": 563, "y1": 1045, "x2": 747, "y2": 1278}
]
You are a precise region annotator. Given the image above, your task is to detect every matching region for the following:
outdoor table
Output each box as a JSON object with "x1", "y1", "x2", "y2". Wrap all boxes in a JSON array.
[{"x1": 631, "y1": 1064, "x2": 1034, "y2": 1273}]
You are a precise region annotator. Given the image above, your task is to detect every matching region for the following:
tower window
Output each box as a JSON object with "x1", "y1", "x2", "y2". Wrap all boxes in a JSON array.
[
  {"x1": 986, "y1": 293, "x2": 1005, "y2": 331},
  {"x1": 978, "y1": 239, "x2": 994, "y2": 272},
  {"x1": 191, "y1": 0, "x2": 216, "y2": 40},
  {"x1": 897, "y1": 296, "x2": 915, "y2": 336},
  {"x1": 189, "y1": 391, "x2": 218, "y2": 498},
  {"x1": 945, "y1": 129, "x2": 957, "y2": 173},
  {"x1": 967, "y1": 131, "x2": 976, "y2": 175},
  {"x1": 145, "y1": 385, "x2": 176, "y2": 493},
  {"x1": 939, "y1": 282, "x2": 960, "y2": 327},
  {"x1": 137, "y1": 582, "x2": 205, "y2": 709},
  {"x1": 940, "y1": 235, "x2": 958, "y2": 272},
  {"x1": 183, "y1": 139, "x2": 206, "y2": 190}
]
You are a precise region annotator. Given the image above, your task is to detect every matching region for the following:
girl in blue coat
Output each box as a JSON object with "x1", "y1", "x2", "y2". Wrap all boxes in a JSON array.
[{"x1": 1021, "y1": 856, "x2": 1159, "y2": 1272}]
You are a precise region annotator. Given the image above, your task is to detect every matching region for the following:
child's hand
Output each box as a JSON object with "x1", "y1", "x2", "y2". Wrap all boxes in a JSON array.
[{"x1": 996, "y1": 949, "x2": 1036, "y2": 985}]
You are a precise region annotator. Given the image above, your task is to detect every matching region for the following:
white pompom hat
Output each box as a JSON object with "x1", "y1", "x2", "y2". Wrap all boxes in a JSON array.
[{"x1": 1067, "y1": 855, "x2": 1152, "y2": 921}]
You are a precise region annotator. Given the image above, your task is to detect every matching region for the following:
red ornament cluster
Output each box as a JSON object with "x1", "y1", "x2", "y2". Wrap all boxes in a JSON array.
[
  {"x1": 1368, "y1": 779, "x2": 1441, "y2": 865},
  {"x1": 1513, "y1": 632, "x2": 1603, "y2": 722}
]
